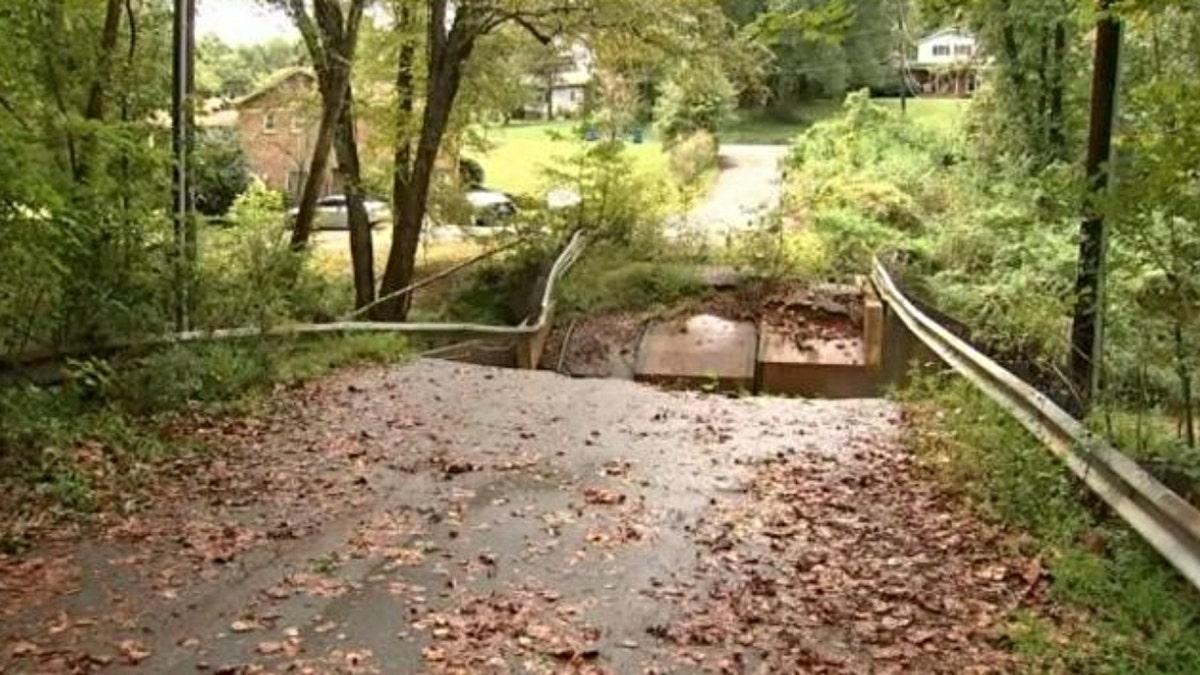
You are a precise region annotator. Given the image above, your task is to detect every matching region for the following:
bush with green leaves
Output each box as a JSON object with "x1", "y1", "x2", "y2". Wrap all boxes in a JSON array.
[
  {"x1": 655, "y1": 61, "x2": 736, "y2": 146},
  {"x1": 541, "y1": 138, "x2": 669, "y2": 248},
  {"x1": 194, "y1": 182, "x2": 346, "y2": 328},
  {"x1": 667, "y1": 130, "x2": 719, "y2": 187},
  {"x1": 193, "y1": 127, "x2": 252, "y2": 217},
  {"x1": 556, "y1": 244, "x2": 707, "y2": 318}
]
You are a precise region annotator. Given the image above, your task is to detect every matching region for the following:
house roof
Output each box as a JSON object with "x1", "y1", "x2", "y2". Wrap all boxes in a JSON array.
[
  {"x1": 199, "y1": 109, "x2": 238, "y2": 127},
  {"x1": 232, "y1": 67, "x2": 317, "y2": 108},
  {"x1": 919, "y1": 27, "x2": 975, "y2": 43}
]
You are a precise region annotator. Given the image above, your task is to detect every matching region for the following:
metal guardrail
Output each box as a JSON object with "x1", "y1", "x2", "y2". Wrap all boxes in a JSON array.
[
  {"x1": 871, "y1": 257, "x2": 1200, "y2": 591},
  {"x1": 3, "y1": 232, "x2": 587, "y2": 373}
]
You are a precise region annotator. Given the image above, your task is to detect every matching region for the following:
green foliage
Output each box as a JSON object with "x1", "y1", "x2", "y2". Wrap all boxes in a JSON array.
[
  {"x1": 667, "y1": 131, "x2": 720, "y2": 187},
  {"x1": 0, "y1": 1, "x2": 175, "y2": 355},
  {"x1": 902, "y1": 373, "x2": 1200, "y2": 672},
  {"x1": 0, "y1": 334, "x2": 410, "y2": 541},
  {"x1": 193, "y1": 127, "x2": 252, "y2": 216},
  {"x1": 933, "y1": 0, "x2": 1084, "y2": 167},
  {"x1": 731, "y1": 0, "x2": 901, "y2": 102},
  {"x1": 557, "y1": 245, "x2": 707, "y2": 317},
  {"x1": 541, "y1": 137, "x2": 670, "y2": 246},
  {"x1": 442, "y1": 251, "x2": 550, "y2": 325},
  {"x1": 196, "y1": 36, "x2": 307, "y2": 99},
  {"x1": 780, "y1": 91, "x2": 941, "y2": 271},
  {"x1": 195, "y1": 183, "x2": 345, "y2": 328},
  {"x1": 726, "y1": 216, "x2": 831, "y2": 279},
  {"x1": 655, "y1": 61, "x2": 737, "y2": 145}
]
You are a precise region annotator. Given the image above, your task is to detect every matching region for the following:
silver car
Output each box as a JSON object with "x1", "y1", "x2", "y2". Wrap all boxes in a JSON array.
[{"x1": 288, "y1": 194, "x2": 391, "y2": 230}]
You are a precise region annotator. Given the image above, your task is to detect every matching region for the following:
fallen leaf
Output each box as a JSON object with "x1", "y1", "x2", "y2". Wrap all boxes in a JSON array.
[
  {"x1": 117, "y1": 638, "x2": 151, "y2": 665},
  {"x1": 9, "y1": 640, "x2": 38, "y2": 658}
]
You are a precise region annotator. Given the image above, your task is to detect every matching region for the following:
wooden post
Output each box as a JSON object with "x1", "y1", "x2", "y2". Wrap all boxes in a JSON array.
[
  {"x1": 1069, "y1": 0, "x2": 1121, "y2": 412},
  {"x1": 171, "y1": 0, "x2": 196, "y2": 331}
]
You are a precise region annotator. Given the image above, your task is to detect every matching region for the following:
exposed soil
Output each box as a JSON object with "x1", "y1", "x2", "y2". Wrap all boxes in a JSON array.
[{"x1": 543, "y1": 282, "x2": 863, "y2": 379}]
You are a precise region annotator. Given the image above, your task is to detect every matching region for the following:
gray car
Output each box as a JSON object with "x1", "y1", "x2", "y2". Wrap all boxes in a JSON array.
[{"x1": 288, "y1": 194, "x2": 391, "y2": 230}]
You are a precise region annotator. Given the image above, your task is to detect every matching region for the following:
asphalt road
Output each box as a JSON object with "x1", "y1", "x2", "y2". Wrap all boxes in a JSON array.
[{"x1": 1, "y1": 360, "x2": 1036, "y2": 673}]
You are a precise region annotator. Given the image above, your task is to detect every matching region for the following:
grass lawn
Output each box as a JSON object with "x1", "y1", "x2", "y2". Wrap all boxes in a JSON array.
[
  {"x1": 471, "y1": 121, "x2": 672, "y2": 198},
  {"x1": 875, "y1": 97, "x2": 971, "y2": 133},
  {"x1": 719, "y1": 100, "x2": 844, "y2": 145},
  {"x1": 719, "y1": 97, "x2": 971, "y2": 146}
]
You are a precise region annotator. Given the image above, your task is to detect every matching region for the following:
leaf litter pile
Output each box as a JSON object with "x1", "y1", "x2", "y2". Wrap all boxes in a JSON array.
[{"x1": 656, "y1": 439, "x2": 1048, "y2": 673}]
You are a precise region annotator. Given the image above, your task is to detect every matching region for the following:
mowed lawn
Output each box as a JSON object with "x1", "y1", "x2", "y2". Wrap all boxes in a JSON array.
[
  {"x1": 719, "y1": 97, "x2": 971, "y2": 145},
  {"x1": 472, "y1": 121, "x2": 672, "y2": 197},
  {"x1": 875, "y1": 97, "x2": 970, "y2": 132}
]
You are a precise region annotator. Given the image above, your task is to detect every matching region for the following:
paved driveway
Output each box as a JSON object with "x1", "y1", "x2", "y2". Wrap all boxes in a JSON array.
[{"x1": 672, "y1": 144, "x2": 787, "y2": 238}]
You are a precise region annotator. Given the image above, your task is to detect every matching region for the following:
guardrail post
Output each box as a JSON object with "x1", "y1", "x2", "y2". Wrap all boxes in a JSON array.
[
  {"x1": 516, "y1": 304, "x2": 555, "y2": 370},
  {"x1": 861, "y1": 279, "x2": 884, "y2": 368}
]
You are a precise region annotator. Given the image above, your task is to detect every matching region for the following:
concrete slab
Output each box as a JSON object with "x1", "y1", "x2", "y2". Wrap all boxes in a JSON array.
[
  {"x1": 758, "y1": 329, "x2": 877, "y2": 398},
  {"x1": 635, "y1": 314, "x2": 758, "y2": 391}
]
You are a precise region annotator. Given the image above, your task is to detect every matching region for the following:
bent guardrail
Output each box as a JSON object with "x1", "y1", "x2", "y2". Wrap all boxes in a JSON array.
[
  {"x1": 3, "y1": 232, "x2": 587, "y2": 375},
  {"x1": 871, "y1": 257, "x2": 1200, "y2": 591}
]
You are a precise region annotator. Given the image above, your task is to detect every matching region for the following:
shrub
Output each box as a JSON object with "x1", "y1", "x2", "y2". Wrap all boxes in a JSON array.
[
  {"x1": 541, "y1": 139, "x2": 669, "y2": 247},
  {"x1": 667, "y1": 131, "x2": 719, "y2": 187},
  {"x1": 726, "y1": 219, "x2": 830, "y2": 280},
  {"x1": 194, "y1": 182, "x2": 346, "y2": 328},
  {"x1": 808, "y1": 208, "x2": 903, "y2": 275},
  {"x1": 655, "y1": 61, "x2": 736, "y2": 146},
  {"x1": 193, "y1": 127, "x2": 251, "y2": 216},
  {"x1": 557, "y1": 249, "x2": 706, "y2": 317}
]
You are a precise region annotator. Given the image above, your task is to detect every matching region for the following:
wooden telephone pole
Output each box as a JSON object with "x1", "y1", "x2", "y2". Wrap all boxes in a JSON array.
[
  {"x1": 172, "y1": 0, "x2": 196, "y2": 331},
  {"x1": 1069, "y1": 0, "x2": 1122, "y2": 413},
  {"x1": 896, "y1": 0, "x2": 909, "y2": 114}
]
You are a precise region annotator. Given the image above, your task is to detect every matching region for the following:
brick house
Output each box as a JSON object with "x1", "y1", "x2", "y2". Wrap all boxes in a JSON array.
[
  {"x1": 218, "y1": 67, "x2": 463, "y2": 202},
  {"x1": 230, "y1": 68, "x2": 338, "y2": 200}
]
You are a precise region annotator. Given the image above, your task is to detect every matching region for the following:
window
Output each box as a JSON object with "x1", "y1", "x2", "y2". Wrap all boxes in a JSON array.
[
  {"x1": 932, "y1": 45, "x2": 951, "y2": 57},
  {"x1": 954, "y1": 44, "x2": 973, "y2": 56},
  {"x1": 263, "y1": 111, "x2": 277, "y2": 133}
]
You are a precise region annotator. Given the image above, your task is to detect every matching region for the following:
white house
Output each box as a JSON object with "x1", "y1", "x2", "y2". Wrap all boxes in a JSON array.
[
  {"x1": 522, "y1": 43, "x2": 594, "y2": 119},
  {"x1": 910, "y1": 28, "x2": 981, "y2": 96}
]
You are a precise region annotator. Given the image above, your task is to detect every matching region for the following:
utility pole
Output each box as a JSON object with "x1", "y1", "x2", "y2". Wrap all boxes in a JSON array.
[
  {"x1": 172, "y1": 0, "x2": 196, "y2": 331},
  {"x1": 896, "y1": 0, "x2": 909, "y2": 115},
  {"x1": 1069, "y1": 0, "x2": 1121, "y2": 413}
]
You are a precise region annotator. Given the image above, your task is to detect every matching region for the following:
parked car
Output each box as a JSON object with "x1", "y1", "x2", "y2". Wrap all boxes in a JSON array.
[
  {"x1": 465, "y1": 188, "x2": 517, "y2": 227},
  {"x1": 288, "y1": 194, "x2": 391, "y2": 230}
]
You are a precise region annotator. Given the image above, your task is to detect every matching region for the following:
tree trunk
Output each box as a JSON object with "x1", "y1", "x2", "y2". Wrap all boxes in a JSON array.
[
  {"x1": 1037, "y1": 28, "x2": 1050, "y2": 156},
  {"x1": 290, "y1": 76, "x2": 346, "y2": 250},
  {"x1": 1068, "y1": 1, "x2": 1121, "y2": 413},
  {"x1": 333, "y1": 83, "x2": 375, "y2": 311},
  {"x1": 84, "y1": 0, "x2": 123, "y2": 122},
  {"x1": 1175, "y1": 317, "x2": 1196, "y2": 448},
  {"x1": 378, "y1": 38, "x2": 474, "y2": 321},
  {"x1": 1048, "y1": 22, "x2": 1068, "y2": 162}
]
